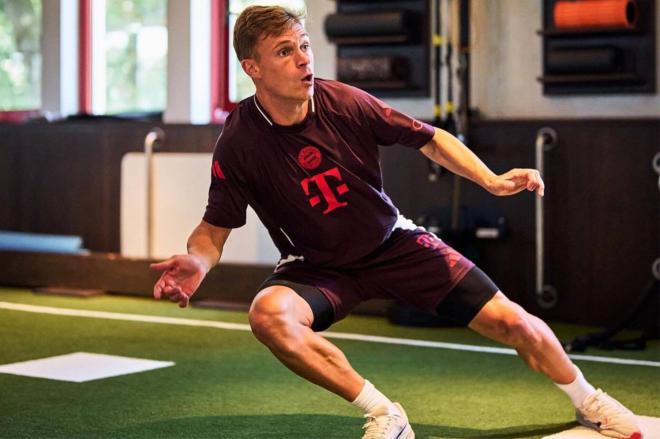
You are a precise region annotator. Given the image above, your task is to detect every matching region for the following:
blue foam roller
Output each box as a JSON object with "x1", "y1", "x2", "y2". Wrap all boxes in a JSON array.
[{"x1": 0, "y1": 231, "x2": 85, "y2": 254}]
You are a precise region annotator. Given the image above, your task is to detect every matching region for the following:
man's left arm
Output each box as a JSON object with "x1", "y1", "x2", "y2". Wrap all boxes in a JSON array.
[{"x1": 420, "y1": 127, "x2": 545, "y2": 197}]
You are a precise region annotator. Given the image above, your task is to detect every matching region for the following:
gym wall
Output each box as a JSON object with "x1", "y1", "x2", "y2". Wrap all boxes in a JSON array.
[{"x1": 0, "y1": 1, "x2": 657, "y2": 326}]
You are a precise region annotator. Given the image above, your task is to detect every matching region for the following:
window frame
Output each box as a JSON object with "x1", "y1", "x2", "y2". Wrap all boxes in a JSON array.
[
  {"x1": 211, "y1": 0, "x2": 236, "y2": 123},
  {"x1": 1, "y1": 0, "x2": 234, "y2": 124},
  {"x1": 79, "y1": 0, "x2": 92, "y2": 114},
  {"x1": 80, "y1": 0, "x2": 170, "y2": 116}
]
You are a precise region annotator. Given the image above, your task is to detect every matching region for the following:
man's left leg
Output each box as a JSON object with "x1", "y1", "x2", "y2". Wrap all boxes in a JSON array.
[
  {"x1": 469, "y1": 291, "x2": 642, "y2": 439},
  {"x1": 357, "y1": 228, "x2": 642, "y2": 438}
]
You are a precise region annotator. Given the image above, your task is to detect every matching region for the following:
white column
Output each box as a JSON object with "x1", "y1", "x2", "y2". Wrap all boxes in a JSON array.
[
  {"x1": 306, "y1": 0, "x2": 336, "y2": 81},
  {"x1": 41, "y1": 0, "x2": 79, "y2": 118},
  {"x1": 165, "y1": 0, "x2": 212, "y2": 124}
]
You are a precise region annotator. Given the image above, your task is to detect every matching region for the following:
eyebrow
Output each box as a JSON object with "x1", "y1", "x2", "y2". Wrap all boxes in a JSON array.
[{"x1": 272, "y1": 33, "x2": 309, "y2": 49}]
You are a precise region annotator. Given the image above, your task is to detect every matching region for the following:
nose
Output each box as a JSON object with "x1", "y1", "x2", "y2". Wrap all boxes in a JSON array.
[{"x1": 296, "y1": 47, "x2": 311, "y2": 67}]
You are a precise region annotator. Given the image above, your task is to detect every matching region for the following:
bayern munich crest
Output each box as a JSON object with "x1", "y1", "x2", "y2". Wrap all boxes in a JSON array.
[{"x1": 298, "y1": 146, "x2": 322, "y2": 170}]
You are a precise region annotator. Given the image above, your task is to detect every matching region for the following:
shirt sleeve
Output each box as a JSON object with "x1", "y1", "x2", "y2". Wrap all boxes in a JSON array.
[
  {"x1": 202, "y1": 134, "x2": 249, "y2": 229},
  {"x1": 353, "y1": 87, "x2": 436, "y2": 149}
]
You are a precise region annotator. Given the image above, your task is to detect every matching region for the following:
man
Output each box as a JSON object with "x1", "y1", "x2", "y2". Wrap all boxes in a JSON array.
[{"x1": 151, "y1": 6, "x2": 642, "y2": 439}]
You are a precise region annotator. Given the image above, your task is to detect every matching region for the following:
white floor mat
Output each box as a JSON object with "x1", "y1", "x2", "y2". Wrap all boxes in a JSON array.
[
  {"x1": 544, "y1": 416, "x2": 660, "y2": 438},
  {"x1": 0, "y1": 352, "x2": 174, "y2": 382}
]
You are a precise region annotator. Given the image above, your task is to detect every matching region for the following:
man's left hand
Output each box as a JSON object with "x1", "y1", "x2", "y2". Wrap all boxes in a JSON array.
[{"x1": 486, "y1": 168, "x2": 545, "y2": 197}]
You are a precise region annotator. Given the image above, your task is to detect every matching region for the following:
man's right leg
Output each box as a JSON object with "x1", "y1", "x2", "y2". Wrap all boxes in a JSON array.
[
  {"x1": 248, "y1": 285, "x2": 414, "y2": 439},
  {"x1": 249, "y1": 285, "x2": 363, "y2": 400}
]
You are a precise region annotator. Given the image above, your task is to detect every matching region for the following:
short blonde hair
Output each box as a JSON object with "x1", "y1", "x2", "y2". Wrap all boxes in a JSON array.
[{"x1": 233, "y1": 5, "x2": 305, "y2": 60}]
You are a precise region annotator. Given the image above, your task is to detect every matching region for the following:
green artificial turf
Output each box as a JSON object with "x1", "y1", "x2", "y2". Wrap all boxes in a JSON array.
[{"x1": 0, "y1": 288, "x2": 658, "y2": 439}]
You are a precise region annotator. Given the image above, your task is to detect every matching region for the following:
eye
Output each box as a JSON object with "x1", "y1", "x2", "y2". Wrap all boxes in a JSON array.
[
  {"x1": 279, "y1": 48, "x2": 291, "y2": 56},
  {"x1": 301, "y1": 43, "x2": 310, "y2": 51}
]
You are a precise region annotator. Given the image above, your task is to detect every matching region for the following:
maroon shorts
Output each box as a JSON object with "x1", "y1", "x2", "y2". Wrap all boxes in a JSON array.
[{"x1": 260, "y1": 228, "x2": 497, "y2": 331}]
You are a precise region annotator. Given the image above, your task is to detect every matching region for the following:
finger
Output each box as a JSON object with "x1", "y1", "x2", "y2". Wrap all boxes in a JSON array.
[
  {"x1": 153, "y1": 280, "x2": 164, "y2": 300},
  {"x1": 527, "y1": 172, "x2": 544, "y2": 196},
  {"x1": 168, "y1": 286, "x2": 183, "y2": 302},
  {"x1": 150, "y1": 259, "x2": 176, "y2": 271},
  {"x1": 537, "y1": 181, "x2": 545, "y2": 196},
  {"x1": 162, "y1": 284, "x2": 178, "y2": 298},
  {"x1": 178, "y1": 293, "x2": 190, "y2": 308},
  {"x1": 537, "y1": 176, "x2": 545, "y2": 197},
  {"x1": 154, "y1": 273, "x2": 172, "y2": 299},
  {"x1": 162, "y1": 278, "x2": 181, "y2": 294}
]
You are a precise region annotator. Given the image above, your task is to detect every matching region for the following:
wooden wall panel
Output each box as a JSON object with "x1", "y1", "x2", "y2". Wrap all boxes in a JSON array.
[
  {"x1": 0, "y1": 121, "x2": 221, "y2": 252},
  {"x1": 0, "y1": 118, "x2": 657, "y2": 326},
  {"x1": 381, "y1": 119, "x2": 659, "y2": 325},
  {"x1": 540, "y1": 120, "x2": 659, "y2": 324},
  {"x1": 0, "y1": 128, "x2": 20, "y2": 228},
  {"x1": 380, "y1": 125, "x2": 537, "y2": 310}
]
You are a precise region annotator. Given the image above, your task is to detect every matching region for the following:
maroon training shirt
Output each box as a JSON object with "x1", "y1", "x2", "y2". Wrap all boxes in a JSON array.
[{"x1": 203, "y1": 79, "x2": 435, "y2": 267}]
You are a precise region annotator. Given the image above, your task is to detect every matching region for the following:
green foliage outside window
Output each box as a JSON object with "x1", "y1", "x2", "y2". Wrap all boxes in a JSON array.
[
  {"x1": 0, "y1": 0, "x2": 41, "y2": 111},
  {"x1": 104, "y1": 0, "x2": 166, "y2": 114}
]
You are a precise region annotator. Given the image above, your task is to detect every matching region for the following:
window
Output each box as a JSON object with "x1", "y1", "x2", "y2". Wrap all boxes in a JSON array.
[
  {"x1": 93, "y1": 0, "x2": 167, "y2": 115},
  {"x1": 0, "y1": 0, "x2": 42, "y2": 111},
  {"x1": 227, "y1": 0, "x2": 306, "y2": 103}
]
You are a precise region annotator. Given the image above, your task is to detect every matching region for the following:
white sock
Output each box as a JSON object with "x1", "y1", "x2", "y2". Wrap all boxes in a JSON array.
[
  {"x1": 351, "y1": 380, "x2": 397, "y2": 414},
  {"x1": 555, "y1": 365, "x2": 596, "y2": 407}
]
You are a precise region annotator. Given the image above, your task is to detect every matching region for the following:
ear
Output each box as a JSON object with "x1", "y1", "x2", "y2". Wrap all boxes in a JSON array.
[{"x1": 241, "y1": 59, "x2": 261, "y2": 80}]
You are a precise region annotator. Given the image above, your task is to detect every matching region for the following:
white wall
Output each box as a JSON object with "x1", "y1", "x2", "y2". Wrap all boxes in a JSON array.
[
  {"x1": 309, "y1": 0, "x2": 659, "y2": 120},
  {"x1": 306, "y1": 0, "x2": 436, "y2": 119},
  {"x1": 120, "y1": 153, "x2": 279, "y2": 264},
  {"x1": 471, "y1": 0, "x2": 660, "y2": 118},
  {"x1": 305, "y1": 0, "x2": 336, "y2": 80}
]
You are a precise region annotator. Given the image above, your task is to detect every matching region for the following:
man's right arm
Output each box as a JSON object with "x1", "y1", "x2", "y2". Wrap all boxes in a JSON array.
[{"x1": 187, "y1": 220, "x2": 232, "y2": 273}]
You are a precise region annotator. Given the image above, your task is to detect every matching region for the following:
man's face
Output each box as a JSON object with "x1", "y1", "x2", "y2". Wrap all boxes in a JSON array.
[{"x1": 242, "y1": 23, "x2": 314, "y2": 103}]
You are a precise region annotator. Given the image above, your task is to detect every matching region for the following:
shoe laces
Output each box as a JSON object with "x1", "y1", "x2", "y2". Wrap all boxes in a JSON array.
[
  {"x1": 583, "y1": 389, "x2": 631, "y2": 418},
  {"x1": 362, "y1": 412, "x2": 396, "y2": 439}
]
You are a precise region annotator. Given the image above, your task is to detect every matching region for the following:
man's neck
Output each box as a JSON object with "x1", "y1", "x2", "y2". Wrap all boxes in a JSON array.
[{"x1": 255, "y1": 91, "x2": 310, "y2": 126}]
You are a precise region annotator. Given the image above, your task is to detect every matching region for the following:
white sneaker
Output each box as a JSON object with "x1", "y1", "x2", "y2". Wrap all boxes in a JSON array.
[
  {"x1": 361, "y1": 402, "x2": 414, "y2": 439},
  {"x1": 576, "y1": 389, "x2": 643, "y2": 439}
]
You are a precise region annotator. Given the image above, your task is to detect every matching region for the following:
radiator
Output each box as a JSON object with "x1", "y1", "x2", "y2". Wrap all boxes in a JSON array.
[{"x1": 120, "y1": 152, "x2": 279, "y2": 264}]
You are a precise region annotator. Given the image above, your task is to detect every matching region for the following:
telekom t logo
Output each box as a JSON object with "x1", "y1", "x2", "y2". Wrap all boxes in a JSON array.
[{"x1": 300, "y1": 167, "x2": 350, "y2": 214}]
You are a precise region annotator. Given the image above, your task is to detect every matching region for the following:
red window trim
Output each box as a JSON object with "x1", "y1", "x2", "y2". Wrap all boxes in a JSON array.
[
  {"x1": 0, "y1": 110, "x2": 41, "y2": 123},
  {"x1": 79, "y1": 0, "x2": 92, "y2": 114},
  {"x1": 211, "y1": 0, "x2": 235, "y2": 123}
]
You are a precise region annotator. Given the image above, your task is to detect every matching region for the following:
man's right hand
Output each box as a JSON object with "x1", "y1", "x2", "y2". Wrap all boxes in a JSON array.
[{"x1": 150, "y1": 254, "x2": 208, "y2": 308}]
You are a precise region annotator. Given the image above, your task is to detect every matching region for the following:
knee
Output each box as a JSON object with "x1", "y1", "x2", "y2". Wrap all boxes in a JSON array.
[
  {"x1": 501, "y1": 312, "x2": 543, "y2": 349},
  {"x1": 248, "y1": 291, "x2": 287, "y2": 341},
  {"x1": 248, "y1": 289, "x2": 305, "y2": 353}
]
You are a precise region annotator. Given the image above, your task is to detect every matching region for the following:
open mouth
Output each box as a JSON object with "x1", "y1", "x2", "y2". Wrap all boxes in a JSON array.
[{"x1": 302, "y1": 74, "x2": 314, "y2": 84}]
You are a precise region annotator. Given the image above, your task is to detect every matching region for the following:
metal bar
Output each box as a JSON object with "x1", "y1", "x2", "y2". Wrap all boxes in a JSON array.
[
  {"x1": 144, "y1": 128, "x2": 165, "y2": 259},
  {"x1": 535, "y1": 127, "x2": 557, "y2": 308}
]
